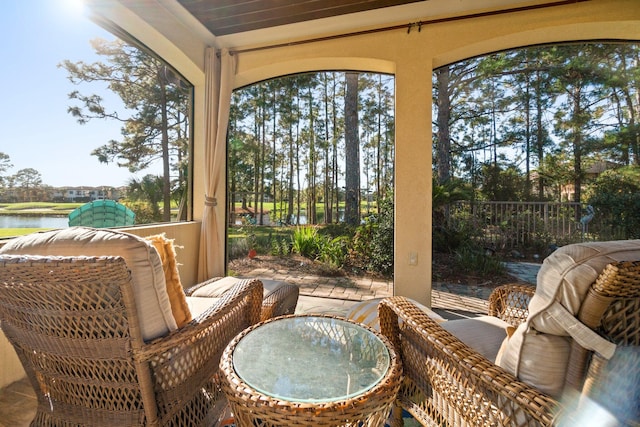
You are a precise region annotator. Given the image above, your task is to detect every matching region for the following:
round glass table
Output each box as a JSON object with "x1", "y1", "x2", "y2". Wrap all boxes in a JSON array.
[{"x1": 220, "y1": 315, "x2": 402, "y2": 427}]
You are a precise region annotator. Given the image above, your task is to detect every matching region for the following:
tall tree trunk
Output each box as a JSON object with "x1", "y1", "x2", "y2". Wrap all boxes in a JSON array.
[
  {"x1": 159, "y1": 80, "x2": 172, "y2": 221},
  {"x1": 332, "y1": 74, "x2": 340, "y2": 223},
  {"x1": 572, "y1": 86, "x2": 583, "y2": 222},
  {"x1": 272, "y1": 86, "x2": 278, "y2": 219},
  {"x1": 287, "y1": 124, "x2": 294, "y2": 224},
  {"x1": 307, "y1": 86, "x2": 317, "y2": 224},
  {"x1": 436, "y1": 66, "x2": 451, "y2": 184},
  {"x1": 295, "y1": 94, "x2": 301, "y2": 224},
  {"x1": 323, "y1": 75, "x2": 333, "y2": 223},
  {"x1": 524, "y1": 72, "x2": 532, "y2": 199},
  {"x1": 345, "y1": 72, "x2": 360, "y2": 226},
  {"x1": 259, "y1": 109, "x2": 266, "y2": 225},
  {"x1": 376, "y1": 74, "x2": 383, "y2": 214},
  {"x1": 535, "y1": 69, "x2": 546, "y2": 200}
]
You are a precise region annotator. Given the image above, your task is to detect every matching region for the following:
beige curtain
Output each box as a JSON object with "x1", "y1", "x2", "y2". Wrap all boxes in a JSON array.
[{"x1": 198, "y1": 48, "x2": 236, "y2": 281}]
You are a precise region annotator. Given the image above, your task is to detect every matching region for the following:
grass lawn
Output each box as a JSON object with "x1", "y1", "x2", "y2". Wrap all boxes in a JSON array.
[
  {"x1": 0, "y1": 228, "x2": 50, "y2": 238},
  {"x1": 0, "y1": 202, "x2": 82, "y2": 213}
]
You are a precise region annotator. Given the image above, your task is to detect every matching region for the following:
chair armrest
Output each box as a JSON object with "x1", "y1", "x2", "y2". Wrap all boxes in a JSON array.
[
  {"x1": 183, "y1": 277, "x2": 224, "y2": 296},
  {"x1": 379, "y1": 296, "x2": 560, "y2": 426},
  {"x1": 138, "y1": 279, "x2": 263, "y2": 411},
  {"x1": 488, "y1": 283, "x2": 535, "y2": 326}
]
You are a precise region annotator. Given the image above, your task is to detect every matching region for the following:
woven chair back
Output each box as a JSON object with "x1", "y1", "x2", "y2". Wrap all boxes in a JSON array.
[{"x1": 0, "y1": 256, "x2": 158, "y2": 426}]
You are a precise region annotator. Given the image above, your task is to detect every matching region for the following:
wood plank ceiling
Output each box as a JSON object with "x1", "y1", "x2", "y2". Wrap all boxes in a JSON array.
[{"x1": 175, "y1": 0, "x2": 425, "y2": 36}]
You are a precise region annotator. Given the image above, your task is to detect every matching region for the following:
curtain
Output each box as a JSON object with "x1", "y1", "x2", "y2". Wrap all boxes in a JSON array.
[{"x1": 198, "y1": 47, "x2": 236, "y2": 281}]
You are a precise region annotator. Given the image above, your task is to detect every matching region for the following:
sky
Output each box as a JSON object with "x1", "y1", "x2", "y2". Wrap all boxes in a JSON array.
[{"x1": 0, "y1": 0, "x2": 159, "y2": 188}]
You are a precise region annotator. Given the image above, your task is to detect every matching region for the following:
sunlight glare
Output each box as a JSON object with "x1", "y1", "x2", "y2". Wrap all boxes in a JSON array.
[{"x1": 59, "y1": 0, "x2": 87, "y2": 19}]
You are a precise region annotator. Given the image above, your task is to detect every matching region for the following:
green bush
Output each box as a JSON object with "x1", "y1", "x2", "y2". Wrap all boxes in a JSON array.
[
  {"x1": 291, "y1": 226, "x2": 322, "y2": 258},
  {"x1": 124, "y1": 201, "x2": 159, "y2": 224},
  {"x1": 454, "y1": 243, "x2": 505, "y2": 276},
  {"x1": 368, "y1": 196, "x2": 394, "y2": 275},
  {"x1": 588, "y1": 166, "x2": 640, "y2": 239},
  {"x1": 318, "y1": 236, "x2": 349, "y2": 268},
  {"x1": 347, "y1": 193, "x2": 394, "y2": 277},
  {"x1": 270, "y1": 237, "x2": 291, "y2": 256},
  {"x1": 228, "y1": 236, "x2": 250, "y2": 259}
]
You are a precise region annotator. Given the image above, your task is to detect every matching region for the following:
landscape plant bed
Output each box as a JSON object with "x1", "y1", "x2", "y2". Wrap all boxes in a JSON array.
[{"x1": 229, "y1": 251, "x2": 518, "y2": 287}]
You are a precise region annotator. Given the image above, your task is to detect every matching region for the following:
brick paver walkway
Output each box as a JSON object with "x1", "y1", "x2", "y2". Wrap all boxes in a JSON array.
[{"x1": 237, "y1": 262, "x2": 542, "y2": 318}]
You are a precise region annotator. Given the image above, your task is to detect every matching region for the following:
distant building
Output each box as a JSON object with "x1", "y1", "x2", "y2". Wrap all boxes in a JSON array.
[
  {"x1": 559, "y1": 161, "x2": 622, "y2": 202},
  {"x1": 50, "y1": 186, "x2": 127, "y2": 203}
]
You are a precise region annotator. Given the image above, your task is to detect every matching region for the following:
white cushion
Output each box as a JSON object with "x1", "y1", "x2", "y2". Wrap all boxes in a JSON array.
[
  {"x1": 186, "y1": 296, "x2": 222, "y2": 318},
  {"x1": 496, "y1": 239, "x2": 640, "y2": 397},
  {"x1": 442, "y1": 315, "x2": 510, "y2": 362},
  {"x1": 190, "y1": 277, "x2": 285, "y2": 300},
  {"x1": 0, "y1": 227, "x2": 177, "y2": 341},
  {"x1": 347, "y1": 297, "x2": 445, "y2": 331}
]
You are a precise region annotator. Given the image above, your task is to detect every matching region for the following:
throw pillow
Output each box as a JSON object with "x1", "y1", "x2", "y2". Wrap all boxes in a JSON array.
[{"x1": 145, "y1": 233, "x2": 192, "y2": 328}]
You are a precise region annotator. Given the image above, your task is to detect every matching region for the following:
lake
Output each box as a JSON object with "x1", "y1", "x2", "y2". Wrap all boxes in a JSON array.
[{"x1": 0, "y1": 215, "x2": 69, "y2": 229}]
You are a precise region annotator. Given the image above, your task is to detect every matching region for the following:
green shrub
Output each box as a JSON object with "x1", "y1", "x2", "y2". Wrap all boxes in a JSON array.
[
  {"x1": 270, "y1": 237, "x2": 291, "y2": 256},
  {"x1": 291, "y1": 226, "x2": 322, "y2": 258},
  {"x1": 228, "y1": 236, "x2": 250, "y2": 259},
  {"x1": 318, "y1": 236, "x2": 349, "y2": 268},
  {"x1": 368, "y1": 196, "x2": 394, "y2": 276},
  {"x1": 454, "y1": 243, "x2": 505, "y2": 276},
  {"x1": 124, "y1": 201, "x2": 159, "y2": 224},
  {"x1": 347, "y1": 193, "x2": 394, "y2": 277}
]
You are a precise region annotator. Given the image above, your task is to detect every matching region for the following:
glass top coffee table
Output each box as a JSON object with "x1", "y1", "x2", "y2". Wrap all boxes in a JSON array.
[{"x1": 219, "y1": 314, "x2": 402, "y2": 427}]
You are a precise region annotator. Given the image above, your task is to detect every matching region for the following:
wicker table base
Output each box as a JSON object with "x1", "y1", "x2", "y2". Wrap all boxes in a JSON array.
[{"x1": 219, "y1": 315, "x2": 402, "y2": 427}]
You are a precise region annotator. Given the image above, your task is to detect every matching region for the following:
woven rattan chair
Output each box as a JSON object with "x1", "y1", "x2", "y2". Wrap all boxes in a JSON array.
[
  {"x1": 0, "y1": 255, "x2": 263, "y2": 427},
  {"x1": 379, "y1": 261, "x2": 640, "y2": 427}
]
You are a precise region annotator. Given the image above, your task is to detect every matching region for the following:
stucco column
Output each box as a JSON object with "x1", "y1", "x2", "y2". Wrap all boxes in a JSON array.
[{"x1": 393, "y1": 60, "x2": 433, "y2": 306}]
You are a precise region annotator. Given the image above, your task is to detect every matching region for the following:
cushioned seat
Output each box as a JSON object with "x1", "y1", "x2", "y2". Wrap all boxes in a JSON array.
[
  {"x1": 379, "y1": 240, "x2": 640, "y2": 427},
  {"x1": 186, "y1": 276, "x2": 299, "y2": 321},
  {"x1": 347, "y1": 297, "x2": 505, "y2": 361}
]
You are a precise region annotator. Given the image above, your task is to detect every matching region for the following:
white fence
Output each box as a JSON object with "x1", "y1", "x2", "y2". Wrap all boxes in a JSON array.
[{"x1": 446, "y1": 201, "x2": 626, "y2": 252}]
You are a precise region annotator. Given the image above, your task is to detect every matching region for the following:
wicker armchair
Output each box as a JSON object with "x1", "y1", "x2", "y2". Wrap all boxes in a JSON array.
[
  {"x1": 379, "y1": 261, "x2": 640, "y2": 427},
  {"x1": 0, "y1": 255, "x2": 263, "y2": 426}
]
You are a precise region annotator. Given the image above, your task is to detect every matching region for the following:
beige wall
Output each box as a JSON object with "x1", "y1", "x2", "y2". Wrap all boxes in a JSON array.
[{"x1": 90, "y1": 0, "x2": 640, "y2": 305}]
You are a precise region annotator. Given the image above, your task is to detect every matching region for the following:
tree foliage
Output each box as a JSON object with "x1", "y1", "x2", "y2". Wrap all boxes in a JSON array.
[
  {"x1": 588, "y1": 166, "x2": 640, "y2": 239},
  {"x1": 60, "y1": 38, "x2": 191, "y2": 221},
  {"x1": 229, "y1": 72, "x2": 395, "y2": 226},
  {"x1": 433, "y1": 42, "x2": 640, "y2": 204}
]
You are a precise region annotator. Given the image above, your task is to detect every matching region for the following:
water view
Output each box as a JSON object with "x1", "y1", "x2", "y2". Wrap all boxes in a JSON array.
[{"x1": 0, "y1": 215, "x2": 69, "y2": 229}]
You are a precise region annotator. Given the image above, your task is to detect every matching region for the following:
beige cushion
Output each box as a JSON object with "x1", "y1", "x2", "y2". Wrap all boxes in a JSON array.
[
  {"x1": 441, "y1": 315, "x2": 510, "y2": 362},
  {"x1": 529, "y1": 240, "x2": 640, "y2": 335},
  {"x1": 346, "y1": 297, "x2": 445, "y2": 331},
  {"x1": 145, "y1": 233, "x2": 192, "y2": 328},
  {"x1": 496, "y1": 323, "x2": 571, "y2": 397},
  {"x1": 0, "y1": 227, "x2": 177, "y2": 341},
  {"x1": 190, "y1": 276, "x2": 242, "y2": 298},
  {"x1": 189, "y1": 276, "x2": 286, "y2": 300},
  {"x1": 496, "y1": 239, "x2": 640, "y2": 398},
  {"x1": 186, "y1": 296, "x2": 222, "y2": 318}
]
